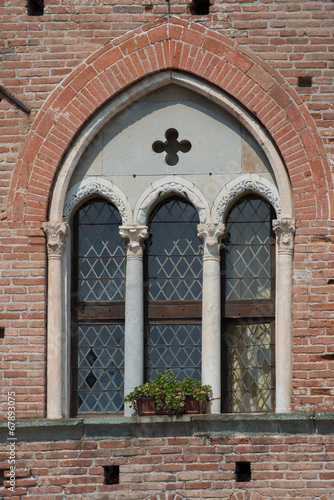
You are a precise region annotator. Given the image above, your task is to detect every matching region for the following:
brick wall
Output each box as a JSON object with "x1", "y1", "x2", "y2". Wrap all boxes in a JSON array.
[
  {"x1": 0, "y1": 223, "x2": 46, "y2": 417},
  {"x1": 2, "y1": 419, "x2": 334, "y2": 499}
]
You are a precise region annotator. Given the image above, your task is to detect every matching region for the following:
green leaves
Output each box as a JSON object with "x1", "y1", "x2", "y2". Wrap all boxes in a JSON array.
[{"x1": 124, "y1": 369, "x2": 212, "y2": 414}]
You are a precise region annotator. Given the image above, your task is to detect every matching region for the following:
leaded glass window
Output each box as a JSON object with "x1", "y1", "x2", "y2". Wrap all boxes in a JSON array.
[
  {"x1": 222, "y1": 195, "x2": 275, "y2": 413},
  {"x1": 71, "y1": 198, "x2": 125, "y2": 415},
  {"x1": 145, "y1": 196, "x2": 202, "y2": 381}
]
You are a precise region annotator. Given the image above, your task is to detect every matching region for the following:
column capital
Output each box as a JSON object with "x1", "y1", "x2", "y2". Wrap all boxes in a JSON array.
[
  {"x1": 272, "y1": 218, "x2": 295, "y2": 255},
  {"x1": 198, "y1": 223, "x2": 226, "y2": 261},
  {"x1": 120, "y1": 226, "x2": 149, "y2": 257},
  {"x1": 42, "y1": 221, "x2": 69, "y2": 259}
]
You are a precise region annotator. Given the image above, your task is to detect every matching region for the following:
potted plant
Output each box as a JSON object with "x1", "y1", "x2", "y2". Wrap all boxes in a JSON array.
[
  {"x1": 124, "y1": 369, "x2": 212, "y2": 416},
  {"x1": 151, "y1": 369, "x2": 185, "y2": 415},
  {"x1": 181, "y1": 378, "x2": 212, "y2": 414},
  {"x1": 124, "y1": 381, "x2": 156, "y2": 416}
]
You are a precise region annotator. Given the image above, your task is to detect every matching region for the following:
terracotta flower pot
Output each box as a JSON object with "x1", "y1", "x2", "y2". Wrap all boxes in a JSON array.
[
  {"x1": 136, "y1": 396, "x2": 155, "y2": 416},
  {"x1": 184, "y1": 396, "x2": 206, "y2": 414}
]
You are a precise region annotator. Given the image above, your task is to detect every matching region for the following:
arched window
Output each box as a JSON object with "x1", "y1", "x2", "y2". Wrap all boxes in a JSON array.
[
  {"x1": 144, "y1": 196, "x2": 202, "y2": 381},
  {"x1": 222, "y1": 195, "x2": 275, "y2": 412},
  {"x1": 71, "y1": 198, "x2": 125, "y2": 415}
]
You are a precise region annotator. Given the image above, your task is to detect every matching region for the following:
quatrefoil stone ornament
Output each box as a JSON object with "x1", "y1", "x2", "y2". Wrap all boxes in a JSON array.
[{"x1": 152, "y1": 128, "x2": 192, "y2": 166}]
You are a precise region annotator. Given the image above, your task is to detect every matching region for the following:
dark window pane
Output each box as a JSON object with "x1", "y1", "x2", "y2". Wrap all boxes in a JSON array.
[
  {"x1": 147, "y1": 197, "x2": 202, "y2": 301},
  {"x1": 225, "y1": 196, "x2": 273, "y2": 300},
  {"x1": 77, "y1": 324, "x2": 124, "y2": 413},
  {"x1": 145, "y1": 324, "x2": 201, "y2": 381},
  {"x1": 73, "y1": 198, "x2": 125, "y2": 302}
]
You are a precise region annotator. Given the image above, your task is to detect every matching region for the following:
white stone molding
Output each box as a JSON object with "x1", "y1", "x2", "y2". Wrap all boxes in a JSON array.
[
  {"x1": 198, "y1": 223, "x2": 226, "y2": 262},
  {"x1": 42, "y1": 221, "x2": 70, "y2": 419},
  {"x1": 198, "y1": 223, "x2": 226, "y2": 413},
  {"x1": 213, "y1": 174, "x2": 281, "y2": 222},
  {"x1": 63, "y1": 177, "x2": 131, "y2": 224},
  {"x1": 120, "y1": 226, "x2": 149, "y2": 416},
  {"x1": 42, "y1": 221, "x2": 69, "y2": 259},
  {"x1": 273, "y1": 218, "x2": 296, "y2": 255},
  {"x1": 119, "y1": 226, "x2": 149, "y2": 258},
  {"x1": 273, "y1": 218, "x2": 295, "y2": 413},
  {"x1": 134, "y1": 176, "x2": 209, "y2": 225}
]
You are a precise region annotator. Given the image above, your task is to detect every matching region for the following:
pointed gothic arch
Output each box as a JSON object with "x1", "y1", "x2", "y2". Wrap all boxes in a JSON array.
[{"x1": 7, "y1": 17, "x2": 331, "y2": 223}]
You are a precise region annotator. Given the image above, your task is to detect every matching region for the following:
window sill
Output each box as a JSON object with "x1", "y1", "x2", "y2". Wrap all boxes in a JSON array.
[{"x1": 1, "y1": 413, "x2": 333, "y2": 443}]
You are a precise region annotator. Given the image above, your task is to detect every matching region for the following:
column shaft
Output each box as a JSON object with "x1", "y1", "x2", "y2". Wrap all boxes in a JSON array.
[
  {"x1": 198, "y1": 223, "x2": 225, "y2": 413},
  {"x1": 202, "y1": 258, "x2": 221, "y2": 413},
  {"x1": 120, "y1": 226, "x2": 148, "y2": 416},
  {"x1": 42, "y1": 222, "x2": 69, "y2": 419},
  {"x1": 275, "y1": 252, "x2": 293, "y2": 412},
  {"x1": 273, "y1": 218, "x2": 295, "y2": 413},
  {"x1": 47, "y1": 256, "x2": 64, "y2": 418}
]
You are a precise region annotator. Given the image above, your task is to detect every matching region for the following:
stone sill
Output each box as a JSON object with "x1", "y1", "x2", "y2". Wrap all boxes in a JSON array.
[{"x1": 1, "y1": 413, "x2": 334, "y2": 442}]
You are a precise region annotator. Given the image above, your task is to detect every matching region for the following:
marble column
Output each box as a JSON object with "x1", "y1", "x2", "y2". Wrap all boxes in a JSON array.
[
  {"x1": 42, "y1": 221, "x2": 69, "y2": 419},
  {"x1": 273, "y1": 218, "x2": 295, "y2": 413},
  {"x1": 198, "y1": 223, "x2": 225, "y2": 413},
  {"x1": 120, "y1": 226, "x2": 149, "y2": 416}
]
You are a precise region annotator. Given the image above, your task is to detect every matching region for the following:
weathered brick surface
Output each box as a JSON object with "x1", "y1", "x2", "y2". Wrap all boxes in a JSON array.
[{"x1": 1, "y1": 434, "x2": 334, "y2": 498}]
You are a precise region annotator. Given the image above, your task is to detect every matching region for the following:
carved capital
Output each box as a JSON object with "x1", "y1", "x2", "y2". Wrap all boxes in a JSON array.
[
  {"x1": 273, "y1": 219, "x2": 295, "y2": 255},
  {"x1": 119, "y1": 226, "x2": 149, "y2": 257},
  {"x1": 198, "y1": 223, "x2": 226, "y2": 261},
  {"x1": 42, "y1": 221, "x2": 69, "y2": 258}
]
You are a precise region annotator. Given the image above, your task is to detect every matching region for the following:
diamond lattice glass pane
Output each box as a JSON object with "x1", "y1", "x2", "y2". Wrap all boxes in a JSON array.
[
  {"x1": 77, "y1": 324, "x2": 124, "y2": 413},
  {"x1": 225, "y1": 323, "x2": 272, "y2": 412},
  {"x1": 147, "y1": 197, "x2": 202, "y2": 301},
  {"x1": 73, "y1": 198, "x2": 125, "y2": 302},
  {"x1": 225, "y1": 196, "x2": 273, "y2": 300},
  {"x1": 145, "y1": 324, "x2": 201, "y2": 381}
]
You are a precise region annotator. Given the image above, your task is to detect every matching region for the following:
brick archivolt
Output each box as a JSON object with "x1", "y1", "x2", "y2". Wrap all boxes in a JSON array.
[{"x1": 7, "y1": 17, "x2": 332, "y2": 222}]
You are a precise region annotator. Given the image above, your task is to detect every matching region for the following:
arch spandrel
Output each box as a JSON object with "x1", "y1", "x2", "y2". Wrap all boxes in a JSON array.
[{"x1": 7, "y1": 17, "x2": 331, "y2": 222}]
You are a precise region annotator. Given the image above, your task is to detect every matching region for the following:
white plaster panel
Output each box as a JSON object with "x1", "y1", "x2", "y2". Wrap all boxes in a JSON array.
[
  {"x1": 68, "y1": 86, "x2": 277, "y2": 214},
  {"x1": 101, "y1": 106, "x2": 241, "y2": 177},
  {"x1": 69, "y1": 133, "x2": 103, "y2": 189}
]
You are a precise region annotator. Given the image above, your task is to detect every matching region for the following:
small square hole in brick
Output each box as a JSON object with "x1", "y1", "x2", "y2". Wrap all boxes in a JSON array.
[
  {"x1": 27, "y1": 0, "x2": 44, "y2": 16},
  {"x1": 190, "y1": 0, "x2": 210, "y2": 15},
  {"x1": 0, "y1": 469, "x2": 6, "y2": 486},
  {"x1": 235, "y1": 462, "x2": 251, "y2": 482},
  {"x1": 104, "y1": 465, "x2": 119, "y2": 485},
  {"x1": 0, "y1": 327, "x2": 4, "y2": 339},
  {"x1": 298, "y1": 76, "x2": 312, "y2": 88}
]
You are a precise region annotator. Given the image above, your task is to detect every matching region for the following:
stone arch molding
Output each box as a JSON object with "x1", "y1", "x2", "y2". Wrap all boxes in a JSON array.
[
  {"x1": 8, "y1": 16, "x2": 332, "y2": 222},
  {"x1": 63, "y1": 177, "x2": 131, "y2": 224},
  {"x1": 134, "y1": 176, "x2": 209, "y2": 225},
  {"x1": 213, "y1": 174, "x2": 281, "y2": 222}
]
